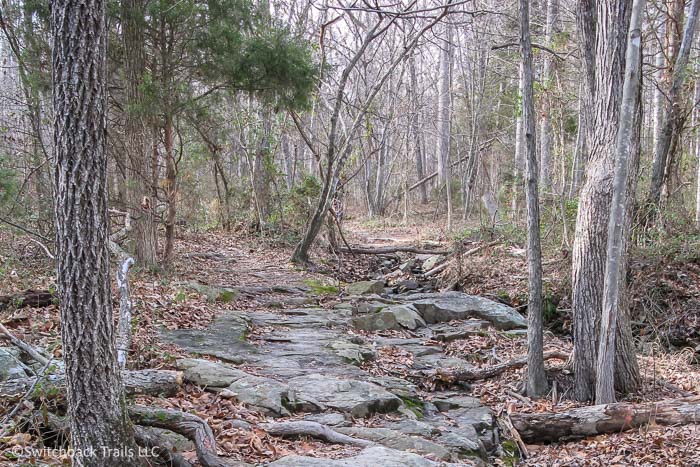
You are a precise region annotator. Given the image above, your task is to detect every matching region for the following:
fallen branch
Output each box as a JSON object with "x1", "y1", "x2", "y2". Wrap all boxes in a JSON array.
[
  {"x1": 129, "y1": 404, "x2": 234, "y2": 467},
  {"x1": 0, "y1": 290, "x2": 54, "y2": 312},
  {"x1": 423, "y1": 241, "x2": 500, "y2": 278},
  {"x1": 337, "y1": 245, "x2": 450, "y2": 255},
  {"x1": 433, "y1": 350, "x2": 569, "y2": 384},
  {"x1": 0, "y1": 369, "x2": 183, "y2": 398},
  {"x1": 0, "y1": 322, "x2": 51, "y2": 366},
  {"x1": 510, "y1": 395, "x2": 700, "y2": 443},
  {"x1": 262, "y1": 420, "x2": 374, "y2": 447}
]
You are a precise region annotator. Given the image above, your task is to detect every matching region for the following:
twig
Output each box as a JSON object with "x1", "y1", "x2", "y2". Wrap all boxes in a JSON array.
[
  {"x1": 25, "y1": 236, "x2": 55, "y2": 259},
  {"x1": 0, "y1": 215, "x2": 51, "y2": 242},
  {"x1": 262, "y1": 421, "x2": 374, "y2": 447}
]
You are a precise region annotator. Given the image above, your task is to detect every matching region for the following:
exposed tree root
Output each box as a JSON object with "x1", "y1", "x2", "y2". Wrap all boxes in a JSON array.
[
  {"x1": 262, "y1": 420, "x2": 374, "y2": 447},
  {"x1": 432, "y1": 350, "x2": 569, "y2": 384}
]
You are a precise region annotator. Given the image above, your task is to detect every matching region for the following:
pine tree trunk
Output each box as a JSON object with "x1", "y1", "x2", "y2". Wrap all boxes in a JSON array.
[
  {"x1": 51, "y1": 0, "x2": 140, "y2": 463},
  {"x1": 123, "y1": 0, "x2": 157, "y2": 267}
]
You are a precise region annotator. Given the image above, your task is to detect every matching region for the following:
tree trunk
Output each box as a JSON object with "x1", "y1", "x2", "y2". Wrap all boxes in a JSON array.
[
  {"x1": 409, "y1": 55, "x2": 428, "y2": 204},
  {"x1": 163, "y1": 113, "x2": 177, "y2": 265},
  {"x1": 51, "y1": 0, "x2": 140, "y2": 463},
  {"x1": 572, "y1": 0, "x2": 640, "y2": 401},
  {"x1": 437, "y1": 24, "x2": 452, "y2": 187},
  {"x1": 595, "y1": 0, "x2": 644, "y2": 404},
  {"x1": 519, "y1": 0, "x2": 547, "y2": 398},
  {"x1": 648, "y1": 0, "x2": 700, "y2": 211},
  {"x1": 538, "y1": 0, "x2": 558, "y2": 192},
  {"x1": 123, "y1": 0, "x2": 157, "y2": 267}
]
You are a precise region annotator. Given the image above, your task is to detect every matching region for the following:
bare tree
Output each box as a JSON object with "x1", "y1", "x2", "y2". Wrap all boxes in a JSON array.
[{"x1": 596, "y1": 0, "x2": 645, "y2": 404}]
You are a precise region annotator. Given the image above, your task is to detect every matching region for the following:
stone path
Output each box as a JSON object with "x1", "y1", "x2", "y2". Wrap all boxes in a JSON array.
[{"x1": 161, "y1": 281, "x2": 528, "y2": 465}]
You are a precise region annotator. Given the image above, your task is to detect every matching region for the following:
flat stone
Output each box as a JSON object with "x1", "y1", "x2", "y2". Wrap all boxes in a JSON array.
[
  {"x1": 428, "y1": 320, "x2": 489, "y2": 342},
  {"x1": 431, "y1": 394, "x2": 482, "y2": 412},
  {"x1": 302, "y1": 412, "x2": 349, "y2": 427},
  {"x1": 346, "y1": 280, "x2": 385, "y2": 295},
  {"x1": 334, "y1": 427, "x2": 452, "y2": 461},
  {"x1": 351, "y1": 311, "x2": 399, "y2": 331},
  {"x1": 177, "y1": 359, "x2": 289, "y2": 416},
  {"x1": 403, "y1": 292, "x2": 526, "y2": 330},
  {"x1": 366, "y1": 375, "x2": 418, "y2": 399},
  {"x1": 448, "y1": 406, "x2": 494, "y2": 432},
  {"x1": 269, "y1": 446, "x2": 444, "y2": 466},
  {"x1": 384, "y1": 419, "x2": 440, "y2": 437},
  {"x1": 396, "y1": 280, "x2": 420, "y2": 292},
  {"x1": 180, "y1": 281, "x2": 239, "y2": 303},
  {"x1": 327, "y1": 340, "x2": 377, "y2": 365},
  {"x1": 436, "y1": 431, "x2": 482, "y2": 456},
  {"x1": 399, "y1": 259, "x2": 416, "y2": 272},
  {"x1": 161, "y1": 312, "x2": 253, "y2": 364},
  {"x1": 286, "y1": 374, "x2": 401, "y2": 418}
]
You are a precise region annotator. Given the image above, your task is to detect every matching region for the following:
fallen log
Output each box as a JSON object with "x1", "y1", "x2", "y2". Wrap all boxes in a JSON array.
[
  {"x1": 0, "y1": 369, "x2": 183, "y2": 398},
  {"x1": 511, "y1": 395, "x2": 700, "y2": 443},
  {"x1": 423, "y1": 240, "x2": 500, "y2": 278},
  {"x1": 262, "y1": 421, "x2": 374, "y2": 447},
  {"x1": 433, "y1": 350, "x2": 569, "y2": 384},
  {"x1": 0, "y1": 290, "x2": 54, "y2": 311},
  {"x1": 337, "y1": 245, "x2": 450, "y2": 255}
]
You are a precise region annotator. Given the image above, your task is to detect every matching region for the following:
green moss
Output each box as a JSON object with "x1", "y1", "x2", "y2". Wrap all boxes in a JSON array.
[
  {"x1": 218, "y1": 289, "x2": 238, "y2": 303},
  {"x1": 399, "y1": 396, "x2": 424, "y2": 419},
  {"x1": 303, "y1": 279, "x2": 340, "y2": 296},
  {"x1": 500, "y1": 439, "x2": 521, "y2": 466}
]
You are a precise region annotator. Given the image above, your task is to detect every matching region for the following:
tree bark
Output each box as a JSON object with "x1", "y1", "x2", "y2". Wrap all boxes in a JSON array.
[
  {"x1": 595, "y1": 0, "x2": 645, "y2": 404},
  {"x1": 520, "y1": 0, "x2": 548, "y2": 398},
  {"x1": 648, "y1": 0, "x2": 700, "y2": 211},
  {"x1": 51, "y1": 0, "x2": 140, "y2": 462},
  {"x1": 123, "y1": 0, "x2": 157, "y2": 267},
  {"x1": 572, "y1": 0, "x2": 640, "y2": 401},
  {"x1": 538, "y1": 0, "x2": 558, "y2": 192},
  {"x1": 409, "y1": 54, "x2": 428, "y2": 204},
  {"x1": 511, "y1": 396, "x2": 700, "y2": 443}
]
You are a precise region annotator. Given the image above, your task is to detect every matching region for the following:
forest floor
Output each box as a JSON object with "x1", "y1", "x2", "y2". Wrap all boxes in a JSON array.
[{"x1": 0, "y1": 216, "x2": 699, "y2": 466}]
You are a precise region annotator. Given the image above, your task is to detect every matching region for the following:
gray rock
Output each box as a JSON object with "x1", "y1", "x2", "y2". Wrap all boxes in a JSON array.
[
  {"x1": 346, "y1": 280, "x2": 385, "y2": 295},
  {"x1": 286, "y1": 374, "x2": 401, "y2": 418},
  {"x1": 399, "y1": 259, "x2": 416, "y2": 272},
  {"x1": 366, "y1": 375, "x2": 418, "y2": 399},
  {"x1": 385, "y1": 304, "x2": 426, "y2": 330},
  {"x1": 177, "y1": 359, "x2": 289, "y2": 416},
  {"x1": 179, "y1": 281, "x2": 239, "y2": 303},
  {"x1": 373, "y1": 337, "x2": 442, "y2": 357},
  {"x1": 334, "y1": 427, "x2": 452, "y2": 461},
  {"x1": 404, "y1": 292, "x2": 526, "y2": 330},
  {"x1": 396, "y1": 280, "x2": 420, "y2": 292},
  {"x1": 421, "y1": 255, "x2": 444, "y2": 271},
  {"x1": 448, "y1": 406, "x2": 494, "y2": 432},
  {"x1": 436, "y1": 431, "x2": 482, "y2": 456},
  {"x1": 302, "y1": 412, "x2": 349, "y2": 427},
  {"x1": 139, "y1": 427, "x2": 194, "y2": 453},
  {"x1": 327, "y1": 340, "x2": 377, "y2": 365},
  {"x1": 269, "y1": 446, "x2": 443, "y2": 466},
  {"x1": 351, "y1": 311, "x2": 399, "y2": 331},
  {"x1": 431, "y1": 394, "x2": 482, "y2": 412},
  {"x1": 0, "y1": 347, "x2": 28, "y2": 382},
  {"x1": 354, "y1": 301, "x2": 388, "y2": 314},
  {"x1": 161, "y1": 312, "x2": 253, "y2": 364},
  {"x1": 429, "y1": 320, "x2": 489, "y2": 342},
  {"x1": 384, "y1": 419, "x2": 440, "y2": 437}
]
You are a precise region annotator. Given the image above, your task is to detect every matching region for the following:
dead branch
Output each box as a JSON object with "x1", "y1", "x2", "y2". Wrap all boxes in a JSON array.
[
  {"x1": 262, "y1": 420, "x2": 374, "y2": 447},
  {"x1": 116, "y1": 257, "x2": 135, "y2": 368},
  {"x1": 337, "y1": 245, "x2": 450, "y2": 255},
  {"x1": 423, "y1": 241, "x2": 500, "y2": 277},
  {"x1": 433, "y1": 350, "x2": 569, "y2": 384},
  {"x1": 511, "y1": 395, "x2": 700, "y2": 443},
  {"x1": 0, "y1": 322, "x2": 51, "y2": 366}
]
